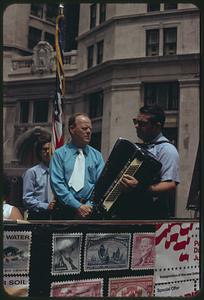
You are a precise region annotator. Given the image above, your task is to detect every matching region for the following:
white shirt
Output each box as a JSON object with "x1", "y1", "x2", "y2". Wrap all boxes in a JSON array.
[{"x1": 3, "y1": 202, "x2": 13, "y2": 219}]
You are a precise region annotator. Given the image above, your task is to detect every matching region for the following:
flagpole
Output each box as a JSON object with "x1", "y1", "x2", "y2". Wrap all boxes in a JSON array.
[
  {"x1": 51, "y1": 3, "x2": 65, "y2": 153},
  {"x1": 55, "y1": 3, "x2": 65, "y2": 97},
  {"x1": 59, "y1": 3, "x2": 64, "y2": 15},
  {"x1": 50, "y1": 3, "x2": 65, "y2": 220}
]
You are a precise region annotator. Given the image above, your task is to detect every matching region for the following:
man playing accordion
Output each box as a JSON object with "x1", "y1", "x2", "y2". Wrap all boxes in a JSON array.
[{"x1": 120, "y1": 105, "x2": 180, "y2": 219}]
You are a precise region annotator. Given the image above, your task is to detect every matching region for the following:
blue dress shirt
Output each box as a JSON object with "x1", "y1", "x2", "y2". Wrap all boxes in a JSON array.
[
  {"x1": 144, "y1": 133, "x2": 180, "y2": 184},
  {"x1": 22, "y1": 163, "x2": 50, "y2": 212},
  {"x1": 49, "y1": 143, "x2": 105, "y2": 209}
]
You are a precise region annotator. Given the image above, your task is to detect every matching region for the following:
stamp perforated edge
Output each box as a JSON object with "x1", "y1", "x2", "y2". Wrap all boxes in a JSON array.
[
  {"x1": 131, "y1": 232, "x2": 156, "y2": 270},
  {"x1": 3, "y1": 275, "x2": 30, "y2": 297},
  {"x1": 108, "y1": 275, "x2": 154, "y2": 297},
  {"x1": 3, "y1": 231, "x2": 32, "y2": 275},
  {"x1": 51, "y1": 232, "x2": 83, "y2": 276},
  {"x1": 50, "y1": 278, "x2": 104, "y2": 297},
  {"x1": 84, "y1": 232, "x2": 131, "y2": 272}
]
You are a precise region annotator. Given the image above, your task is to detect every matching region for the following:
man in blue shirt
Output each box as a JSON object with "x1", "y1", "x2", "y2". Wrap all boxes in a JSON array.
[
  {"x1": 22, "y1": 136, "x2": 56, "y2": 220},
  {"x1": 120, "y1": 105, "x2": 180, "y2": 219},
  {"x1": 50, "y1": 113, "x2": 104, "y2": 219}
]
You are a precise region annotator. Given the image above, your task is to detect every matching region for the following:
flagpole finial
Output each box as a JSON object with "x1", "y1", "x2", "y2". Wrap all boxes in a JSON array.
[{"x1": 59, "y1": 3, "x2": 64, "y2": 15}]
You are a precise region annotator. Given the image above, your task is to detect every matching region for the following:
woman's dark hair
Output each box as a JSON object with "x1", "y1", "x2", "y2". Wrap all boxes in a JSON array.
[
  {"x1": 140, "y1": 105, "x2": 166, "y2": 127},
  {"x1": 35, "y1": 135, "x2": 51, "y2": 161}
]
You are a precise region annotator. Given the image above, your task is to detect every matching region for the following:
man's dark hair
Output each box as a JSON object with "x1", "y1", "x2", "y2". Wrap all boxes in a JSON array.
[
  {"x1": 140, "y1": 105, "x2": 166, "y2": 127},
  {"x1": 68, "y1": 112, "x2": 89, "y2": 130},
  {"x1": 36, "y1": 135, "x2": 51, "y2": 161}
]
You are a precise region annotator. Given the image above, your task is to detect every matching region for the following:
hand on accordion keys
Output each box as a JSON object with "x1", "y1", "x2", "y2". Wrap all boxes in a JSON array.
[{"x1": 121, "y1": 174, "x2": 139, "y2": 190}]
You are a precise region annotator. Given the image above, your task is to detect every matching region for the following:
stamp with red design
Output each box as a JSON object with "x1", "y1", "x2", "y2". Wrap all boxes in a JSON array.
[
  {"x1": 131, "y1": 233, "x2": 155, "y2": 269},
  {"x1": 109, "y1": 276, "x2": 154, "y2": 297},
  {"x1": 50, "y1": 279, "x2": 103, "y2": 297}
]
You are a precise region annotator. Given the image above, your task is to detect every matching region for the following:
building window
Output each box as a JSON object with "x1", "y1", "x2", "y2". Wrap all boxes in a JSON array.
[
  {"x1": 30, "y1": 4, "x2": 43, "y2": 18},
  {"x1": 99, "y1": 3, "x2": 106, "y2": 24},
  {"x1": 162, "y1": 128, "x2": 178, "y2": 147},
  {"x1": 147, "y1": 4, "x2": 160, "y2": 12},
  {"x1": 146, "y1": 29, "x2": 159, "y2": 56},
  {"x1": 164, "y1": 4, "x2": 178, "y2": 10},
  {"x1": 45, "y1": 4, "x2": 58, "y2": 23},
  {"x1": 164, "y1": 28, "x2": 177, "y2": 56},
  {"x1": 20, "y1": 102, "x2": 29, "y2": 123},
  {"x1": 44, "y1": 32, "x2": 55, "y2": 48},
  {"x1": 28, "y1": 27, "x2": 42, "y2": 49},
  {"x1": 90, "y1": 4, "x2": 97, "y2": 29},
  {"x1": 33, "y1": 100, "x2": 48, "y2": 123},
  {"x1": 87, "y1": 45, "x2": 94, "y2": 68},
  {"x1": 97, "y1": 40, "x2": 104, "y2": 64},
  {"x1": 91, "y1": 132, "x2": 102, "y2": 151},
  {"x1": 144, "y1": 82, "x2": 179, "y2": 110},
  {"x1": 88, "y1": 91, "x2": 103, "y2": 118}
]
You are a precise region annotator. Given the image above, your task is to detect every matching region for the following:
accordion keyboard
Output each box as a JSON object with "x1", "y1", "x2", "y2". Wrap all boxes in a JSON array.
[{"x1": 103, "y1": 158, "x2": 143, "y2": 211}]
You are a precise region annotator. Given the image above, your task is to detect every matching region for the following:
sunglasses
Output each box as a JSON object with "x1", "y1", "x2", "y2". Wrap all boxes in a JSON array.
[{"x1": 132, "y1": 118, "x2": 150, "y2": 127}]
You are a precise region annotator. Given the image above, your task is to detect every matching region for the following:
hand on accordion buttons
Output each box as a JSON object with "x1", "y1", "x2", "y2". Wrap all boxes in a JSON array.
[{"x1": 121, "y1": 174, "x2": 139, "y2": 190}]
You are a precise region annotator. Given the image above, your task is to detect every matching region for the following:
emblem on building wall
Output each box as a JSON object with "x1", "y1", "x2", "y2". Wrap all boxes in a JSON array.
[{"x1": 31, "y1": 41, "x2": 54, "y2": 74}]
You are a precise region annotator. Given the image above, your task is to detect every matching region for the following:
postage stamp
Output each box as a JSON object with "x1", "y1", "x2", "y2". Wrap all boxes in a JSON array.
[
  {"x1": 50, "y1": 278, "x2": 103, "y2": 297},
  {"x1": 51, "y1": 233, "x2": 82, "y2": 275},
  {"x1": 84, "y1": 233, "x2": 131, "y2": 271},
  {"x1": 3, "y1": 231, "x2": 32, "y2": 275},
  {"x1": 4, "y1": 275, "x2": 29, "y2": 297},
  {"x1": 131, "y1": 233, "x2": 155, "y2": 269},
  {"x1": 108, "y1": 276, "x2": 154, "y2": 297}
]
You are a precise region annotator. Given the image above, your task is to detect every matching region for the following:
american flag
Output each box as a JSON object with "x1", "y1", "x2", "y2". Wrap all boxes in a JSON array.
[{"x1": 51, "y1": 4, "x2": 65, "y2": 152}]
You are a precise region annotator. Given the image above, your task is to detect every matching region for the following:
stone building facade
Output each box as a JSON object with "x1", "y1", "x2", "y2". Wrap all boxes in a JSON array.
[{"x1": 3, "y1": 3, "x2": 200, "y2": 217}]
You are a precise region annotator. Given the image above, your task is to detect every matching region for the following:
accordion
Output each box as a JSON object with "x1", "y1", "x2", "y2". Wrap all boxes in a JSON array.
[{"x1": 91, "y1": 138, "x2": 162, "y2": 218}]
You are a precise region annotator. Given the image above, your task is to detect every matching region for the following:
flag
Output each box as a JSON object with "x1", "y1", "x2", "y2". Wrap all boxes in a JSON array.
[{"x1": 51, "y1": 5, "x2": 65, "y2": 152}]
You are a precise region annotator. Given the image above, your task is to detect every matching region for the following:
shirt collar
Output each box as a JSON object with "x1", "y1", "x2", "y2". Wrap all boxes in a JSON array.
[
  {"x1": 68, "y1": 142, "x2": 89, "y2": 156},
  {"x1": 149, "y1": 133, "x2": 163, "y2": 144},
  {"x1": 39, "y1": 162, "x2": 49, "y2": 174},
  {"x1": 144, "y1": 133, "x2": 164, "y2": 147}
]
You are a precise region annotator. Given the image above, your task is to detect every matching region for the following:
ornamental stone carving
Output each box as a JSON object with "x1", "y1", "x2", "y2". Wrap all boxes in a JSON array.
[{"x1": 31, "y1": 41, "x2": 54, "y2": 74}]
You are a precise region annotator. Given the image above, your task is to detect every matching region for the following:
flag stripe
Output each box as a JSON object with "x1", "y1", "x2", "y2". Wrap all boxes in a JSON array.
[{"x1": 51, "y1": 10, "x2": 65, "y2": 152}]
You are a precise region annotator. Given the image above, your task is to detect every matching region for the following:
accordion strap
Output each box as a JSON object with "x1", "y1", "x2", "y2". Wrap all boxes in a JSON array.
[
  {"x1": 136, "y1": 140, "x2": 174, "y2": 148},
  {"x1": 153, "y1": 140, "x2": 173, "y2": 145}
]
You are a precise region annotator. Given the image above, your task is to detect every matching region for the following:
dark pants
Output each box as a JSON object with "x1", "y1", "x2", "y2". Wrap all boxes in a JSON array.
[
  {"x1": 28, "y1": 211, "x2": 52, "y2": 220},
  {"x1": 51, "y1": 202, "x2": 77, "y2": 220},
  {"x1": 110, "y1": 187, "x2": 170, "y2": 220}
]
